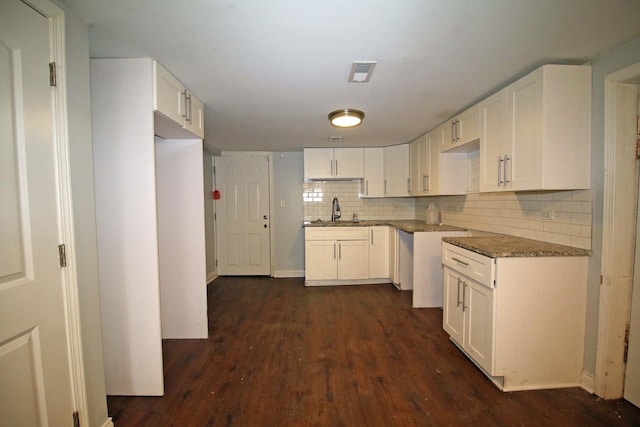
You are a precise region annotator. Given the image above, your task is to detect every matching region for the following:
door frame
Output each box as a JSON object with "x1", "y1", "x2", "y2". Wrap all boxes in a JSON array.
[
  {"x1": 217, "y1": 151, "x2": 274, "y2": 276},
  {"x1": 19, "y1": 0, "x2": 89, "y2": 423},
  {"x1": 596, "y1": 61, "x2": 640, "y2": 399}
]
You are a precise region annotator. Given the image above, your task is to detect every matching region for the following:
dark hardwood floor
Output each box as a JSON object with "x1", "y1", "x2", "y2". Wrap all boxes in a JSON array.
[{"x1": 108, "y1": 276, "x2": 640, "y2": 426}]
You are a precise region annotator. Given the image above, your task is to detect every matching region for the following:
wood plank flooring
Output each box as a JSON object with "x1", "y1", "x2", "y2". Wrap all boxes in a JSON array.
[{"x1": 107, "y1": 276, "x2": 640, "y2": 426}]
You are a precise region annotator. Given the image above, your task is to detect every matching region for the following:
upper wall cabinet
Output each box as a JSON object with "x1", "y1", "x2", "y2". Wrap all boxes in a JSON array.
[
  {"x1": 479, "y1": 64, "x2": 591, "y2": 192},
  {"x1": 383, "y1": 144, "x2": 410, "y2": 197},
  {"x1": 303, "y1": 148, "x2": 364, "y2": 180},
  {"x1": 363, "y1": 147, "x2": 385, "y2": 197},
  {"x1": 441, "y1": 104, "x2": 480, "y2": 152},
  {"x1": 153, "y1": 61, "x2": 204, "y2": 139}
]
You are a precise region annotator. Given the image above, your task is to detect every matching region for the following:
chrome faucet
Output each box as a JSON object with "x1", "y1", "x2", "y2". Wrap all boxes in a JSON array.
[{"x1": 331, "y1": 197, "x2": 341, "y2": 222}]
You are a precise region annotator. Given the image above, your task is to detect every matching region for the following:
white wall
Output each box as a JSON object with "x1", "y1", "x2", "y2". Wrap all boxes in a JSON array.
[
  {"x1": 272, "y1": 152, "x2": 305, "y2": 277},
  {"x1": 55, "y1": 2, "x2": 110, "y2": 425}
]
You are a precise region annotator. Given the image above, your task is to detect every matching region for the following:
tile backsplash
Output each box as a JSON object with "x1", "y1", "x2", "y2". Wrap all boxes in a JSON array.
[
  {"x1": 303, "y1": 181, "x2": 415, "y2": 221},
  {"x1": 303, "y1": 180, "x2": 592, "y2": 250},
  {"x1": 416, "y1": 190, "x2": 592, "y2": 250}
]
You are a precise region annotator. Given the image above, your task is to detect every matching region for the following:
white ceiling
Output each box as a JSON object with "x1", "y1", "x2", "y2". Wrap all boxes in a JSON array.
[{"x1": 59, "y1": 0, "x2": 640, "y2": 152}]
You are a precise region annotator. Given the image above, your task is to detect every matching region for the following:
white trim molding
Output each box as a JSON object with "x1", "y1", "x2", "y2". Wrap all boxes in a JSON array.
[
  {"x1": 595, "y1": 61, "x2": 640, "y2": 399},
  {"x1": 272, "y1": 270, "x2": 305, "y2": 278},
  {"x1": 22, "y1": 0, "x2": 90, "y2": 424}
]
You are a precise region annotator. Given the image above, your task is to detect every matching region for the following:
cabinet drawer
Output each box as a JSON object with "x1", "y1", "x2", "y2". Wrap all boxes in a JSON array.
[
  {"x1": 442, "y1": 243, "x2": 495, "y2": 288},
  {"x1": 305, "y1": 227, "x2": 369, "y2": 241}
]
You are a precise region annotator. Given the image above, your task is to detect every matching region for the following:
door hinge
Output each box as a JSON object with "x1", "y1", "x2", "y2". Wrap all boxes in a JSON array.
[
  {"x1": 214, "y1": 212, "x2": 217, "y2": 220},
  {"x1": 72, "y1": 411, "x2": 80, "y2": 427},
  {"x1": 636, "y1": 138, "x2": 640, "y2": 160},
  {"x1": 215, "y1": 259, "x2": 218, "y2": 268},
  {"x1": 58, "y1": 244, "x2": 67, "y2": 268},
  {"x1": 49, "y1": 62, "x2": 57, "y2": 87}
]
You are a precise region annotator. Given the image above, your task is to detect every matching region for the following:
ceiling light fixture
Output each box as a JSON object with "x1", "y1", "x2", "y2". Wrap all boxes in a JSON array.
[{"x1": 328, "y1": 109, "x2": 365, "y2": 128}]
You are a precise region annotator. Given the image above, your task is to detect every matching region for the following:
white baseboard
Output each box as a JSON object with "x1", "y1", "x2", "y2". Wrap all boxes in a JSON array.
[
  {"x1": 272, "y1": 270, "x2": 305, "y2": 278},
  {"x1": 206, "y1": 272, "x2": 218, "y2": 283},
  {"x1": 101, "y1": 418, "x2": 114, "y2": 427},
  {"x1": 581, "y1": 370, "x2": 595, "y2": 394}
]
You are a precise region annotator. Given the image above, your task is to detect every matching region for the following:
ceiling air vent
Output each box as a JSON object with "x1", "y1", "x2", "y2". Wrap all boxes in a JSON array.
[
  {"x1": 329, "y1": 136, "x2": 343, "y2": 143},
  {"x1": 348, "y1": 61, "x2": 377, "y2": 83}
]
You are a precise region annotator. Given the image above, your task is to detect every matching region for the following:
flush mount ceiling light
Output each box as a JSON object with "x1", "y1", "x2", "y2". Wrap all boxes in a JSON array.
[{"x1": 328, "y1": 109, "x2": 365, "y2": 128}]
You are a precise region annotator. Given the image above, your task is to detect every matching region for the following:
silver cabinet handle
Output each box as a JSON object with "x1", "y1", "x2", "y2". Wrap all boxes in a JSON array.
[
  {"x1": 333, "y1": 243, "x2": 336, "y2": 259},
  {"x1": 181, "y1": 89, "x2": 188, "y2": 119},
  {"x1": 384, "y1": 179, "x2": 387, "y2": 195},
  {"x1": 371, "y1": 231, "x2": 374, "y2": 245},
  {"x1": 365, "y1": 180, "x2": 369, "y2": 196},
  {"x1": 498, "y1": 156, "x2": 504, "y2": 186},
  {"x1": 330, "y1": 160, "x2": 334, "y2": 176},
  {"x1": 504, "y1": 154, "x2": 510, "y2": 185},
  {"x1": 456, "y1": 277, "x2": 462, "y2": 307},
  {"x1": 339, "y1": 243, "x2": 342, "y2": 260},
  {"x1": 186, "y1": 92, "x2": 193, "y2": 124},
  {"x1": 451, "y1": 257, "x2": 470, "y2": 266},
  {"x1": 407, "y1": 178, "x2": 410, "y2": 193},
  {"x1": 335, "y1": 160, "x2": 339, "y2": 176}
]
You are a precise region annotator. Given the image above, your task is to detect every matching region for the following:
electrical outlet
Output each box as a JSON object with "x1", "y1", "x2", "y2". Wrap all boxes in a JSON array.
[{"x1": 541, "y1": 210, "x2": 554, "y2": 221}]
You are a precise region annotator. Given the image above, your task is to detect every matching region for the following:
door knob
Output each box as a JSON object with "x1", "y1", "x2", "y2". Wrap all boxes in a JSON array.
[{"x1": 264, "y1": 224, "x2": 268, "y2": 228}]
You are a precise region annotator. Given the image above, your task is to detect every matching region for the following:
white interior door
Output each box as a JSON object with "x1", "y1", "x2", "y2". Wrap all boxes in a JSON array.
[
  {"x1": 0, "y1": 0, "x2": 75, "y2": 425},
  {"x1": 216, "y1": 155, "x2": 271, "y2": 275},
  {"x1": 624, "y1": 88, "x2": 640, "y2": 407}
]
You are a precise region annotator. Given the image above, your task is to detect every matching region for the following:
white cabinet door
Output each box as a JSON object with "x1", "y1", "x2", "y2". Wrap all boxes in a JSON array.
[
  {"x1": 334, "y1": 148, "x2": 364, "y2": 179},
  {"x1": 363, "y1": 148, "x2": 384, "y2": 197},
  {"x1": 463, "y1": 279, "x2": 494, "y2": 375},
  {"x1": 369, "y1": 226, "x2": 389, "y2": 279},
  {"x1": 388, "y1": 227, "x2": 399, "y2": 285},
  {"x1": 303, "y1": 148, "x2": 363, "y2": 179},
  {"x1": 154, "y1": 61, "x2": 186, "y2": 125},
  {"x1": 443, "y1": 267, "x2": 464, "y2": 344},
  {"x1": 441, "y1": 104, "x2": 480, "y2": 151},
  {"x1": 303, "y1": 148, "x2": 333, "y2": 179},
  {"x1": 304, "y1": 240, "x2": 337, "y2": 280},
  {"x1": 384, "y1": 144, "x2": 410, "y2": 197},
  {"x1": 337, "y1": 240, "x2": 369, "y2": 280},
  {"x1": 409, "y1": 137, "x2": 422, "y2": 195},
  {"x1": 479, "y1": 88, "x2": 509, "y2": 192},
  {"x1": 185, "y1": 91, "x2": 204, "y2": 138}
]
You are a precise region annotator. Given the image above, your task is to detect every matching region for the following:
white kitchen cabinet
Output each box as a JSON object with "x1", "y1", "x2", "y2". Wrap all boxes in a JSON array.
[
  {"x1": 383, "y1": 144, "x2": 410, "y2": 197},
  {"x1": 441, "y1": 104, "x2": 480, "y2": 152},
  {"x1": 441, "y1": 242, "x2": 588, "y2": 391},
  {"x1": 363, "y1": 148, "x2": 385, "y2": 197},
  {"x1": 304, "y1": 227, "x2": 370, "y2": 284},
  {"x1": 91, "y1": 58, "x2": 208, "y2": 396},
  {"x1": 369, "y1": 226, "x2": 389, "y2": 279},
  {"x1": 303, "y1": 148, "x2": 364, "y2": 180},
  {"x1": 153, "y1": 61, "x2": 204, "y2": 138},
  {"x1": 479, "y1": 64, "x2": 591, "y2": 192},
  {"x1": 417, "y1": 126, "x2": 468, "y2": 196}
]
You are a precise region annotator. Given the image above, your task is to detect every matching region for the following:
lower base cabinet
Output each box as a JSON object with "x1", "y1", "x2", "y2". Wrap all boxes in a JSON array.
[
  {"x1": 305, "y1": 227, "x2": 371, "y2": 284},
  {"x1": 442, "y1": 242, "x2": 587, "y2": 391}
]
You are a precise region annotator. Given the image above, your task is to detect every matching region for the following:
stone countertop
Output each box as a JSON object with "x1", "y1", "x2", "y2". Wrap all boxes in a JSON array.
[
  {"x1": 303, "y1": 219, "x2": 467, "y2": 234},
  {"x1": 442, "y1": 235, "x2": 591, "y2": 258}
]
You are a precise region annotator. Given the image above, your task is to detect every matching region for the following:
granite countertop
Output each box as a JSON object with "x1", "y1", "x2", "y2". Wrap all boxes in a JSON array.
[
  {"x1": 442, "y1": 235, "x2": 591, "y2": 257},
  {"x1": 303, "y1": 219, "x2": 467, "y2": 234}
]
